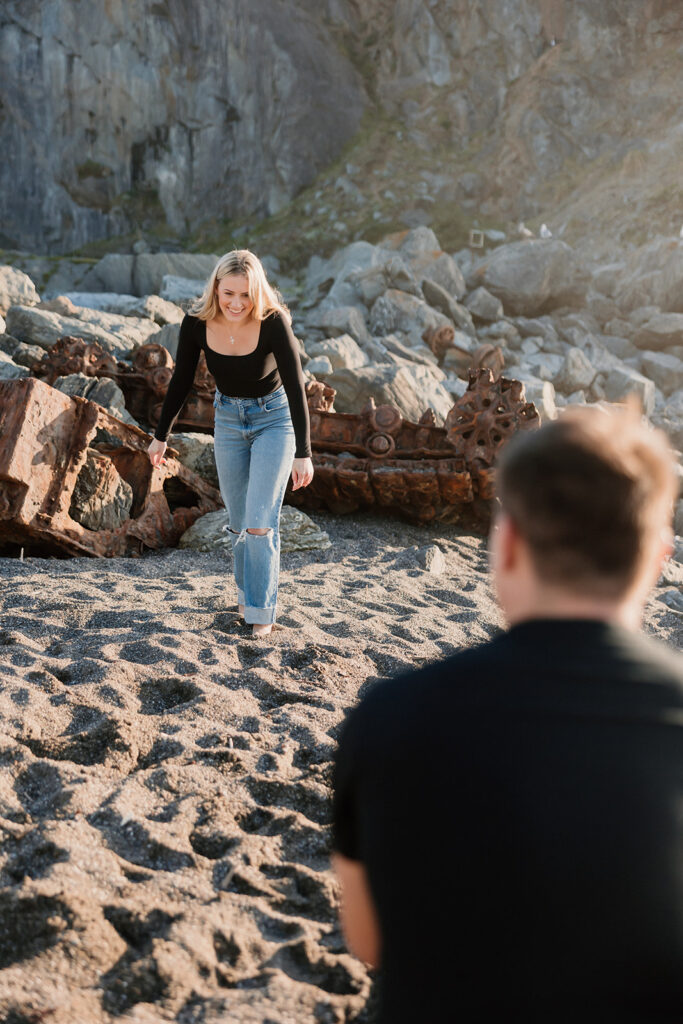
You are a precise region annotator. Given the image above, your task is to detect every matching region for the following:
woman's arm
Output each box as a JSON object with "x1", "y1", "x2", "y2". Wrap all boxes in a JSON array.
[
  {"x1": 153, "y1": 315, "x2": 202, "y2": 442},
  {"x1": 270, "y1": 314, "x2": 312, "y2": 460}
]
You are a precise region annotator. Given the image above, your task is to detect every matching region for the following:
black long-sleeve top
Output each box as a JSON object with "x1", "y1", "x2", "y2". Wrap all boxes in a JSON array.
[{"x1": 153, "y1": 311, "x2": 311, "y2": 458}]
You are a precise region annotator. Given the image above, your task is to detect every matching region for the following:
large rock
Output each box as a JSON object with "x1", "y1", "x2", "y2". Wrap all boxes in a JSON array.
[
  {"x1": 464, "y1": 287, "x2": 504, "y2": 323},
  {"x1": 0, "y1": 350, "x2": 30, "y2": 380},
  {"x1": 0, "y1": 332, "x2": 45, "y2": 368},
  {"x1": 167, "y1": 432, "x2": 219, "y2": 488},
  {"x1": 53, "y1": 373, "x2": 140, "y2": 426},
  {"x1": 421, "y1": 278, "x2": 474, "y2": 333},
  {"x1": 370, "y1": 289, "x2": 451, "y2": 342},
  {"x1": 380, "y1": 227, "x2": 466, "y2": 299},
  {"x1": 305, "y1": 305, "x2": 371, "y2": 348},
  {"x1": 155, "y1": 323, "x2": 182, "y2": 359},
  {"x1": 633, "y1": 313, "x2": 683, "y2": 351},
  {"x1": 63, "y1": 291, "x2": 184, "y2": 325},
  {"x1": 77, "y1": 254, "x2": 216, "y2": 298},
  {"x1": 640, "y1": 351, "x2": 683, "y2": 397},
  {"x1": 351, "y1": 255, "x2": 422, "y2": 306},
  {"x1": 179, "y1": 506, "x2": 331, "y2": 553},
  {"x1": 160, "y1": 275, "x2": 206, "y2": 305},
  {"x1": 603, "y1": 366, "x2": 655, "y2": 416},
  {"x1": 5, "y1": 304, "x2": 160, "y2": 356},
  {"x1": 0, "y1": 266, "x2": 40, "y2": 315},
  {"x1": 69, "y1": 449, "x2": 134, "y2": 531},
  {"x1": 467, "y1": 240, "x2": 589, "y2": 316},
  {"x1": 612, "y1": 238, "x2": 683, "y2": 313},
  {"x1": 323, "y1": 362, "x2": 452, "y2": 422},
  {"x1": 512, "y1": 370, "x2": 557, "y2": 422},
  {"x1": 305, "y1": 241, "x2": 382, "y2": 309},
  {"x1": 553, "y1": 347, "x2": 597, "y2": 395},
  {"x1": 307, "y1": 334, "x2": 368, "y2": 370}
]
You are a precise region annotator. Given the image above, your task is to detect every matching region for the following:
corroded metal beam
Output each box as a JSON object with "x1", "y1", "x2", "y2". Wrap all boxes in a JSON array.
[{"x1": 0, "y1": 377, "x2": 222, "y2": 557}]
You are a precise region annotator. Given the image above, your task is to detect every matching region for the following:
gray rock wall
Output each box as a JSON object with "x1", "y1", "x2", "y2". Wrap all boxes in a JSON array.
[
  {"x1": 0, "y1": 0, "x2": 366, "y2": 252},
  {"x1": 2, "y1": 0, "x2": 681, "y2": 253}
]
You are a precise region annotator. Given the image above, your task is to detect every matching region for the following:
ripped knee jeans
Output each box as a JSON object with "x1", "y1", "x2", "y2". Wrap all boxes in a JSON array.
[{"x1": 212, "y1": 385, "x2": 296, "y2": 624}]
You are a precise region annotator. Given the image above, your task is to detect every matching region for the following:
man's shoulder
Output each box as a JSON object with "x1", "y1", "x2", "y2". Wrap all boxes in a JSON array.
[{"x1": 355, "y1": 635, "x2": 507, "y2": 722}]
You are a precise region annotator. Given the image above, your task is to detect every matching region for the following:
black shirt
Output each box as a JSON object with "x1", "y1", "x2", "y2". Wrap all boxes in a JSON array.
[
  {"x1": 153, "y1": 311, "x2": 311, "y2": 458},
  {"x1": 333, "y1": 619, "x2": 683, "y2": 1024}
]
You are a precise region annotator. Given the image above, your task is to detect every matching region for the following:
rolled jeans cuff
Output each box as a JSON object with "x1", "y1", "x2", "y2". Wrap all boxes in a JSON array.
[
  {"x1": 237, "y1": 587, "x2": 245, "y2": 607},
  {"x1": 244, "y1": 605, "x2": 277, "y2": 625}
]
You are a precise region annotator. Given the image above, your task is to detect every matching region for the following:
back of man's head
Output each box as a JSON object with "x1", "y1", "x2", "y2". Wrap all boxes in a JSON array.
[{"x1": 496, "y1": 404, "x2": 677, "y2": 601}]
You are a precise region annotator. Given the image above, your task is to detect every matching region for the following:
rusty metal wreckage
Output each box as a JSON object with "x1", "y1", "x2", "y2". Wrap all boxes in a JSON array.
[{"x1": 0, "y1": 336, "x2": 539, "y2": 557}]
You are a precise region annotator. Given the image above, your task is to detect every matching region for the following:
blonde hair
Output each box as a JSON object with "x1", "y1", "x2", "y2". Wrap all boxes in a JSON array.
[{"x1": 190, "y1": 249, "x2": 291, "y2": 324}]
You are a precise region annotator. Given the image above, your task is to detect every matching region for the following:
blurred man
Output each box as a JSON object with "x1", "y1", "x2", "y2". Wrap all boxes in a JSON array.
[{"x1": 333, "y1": 405, "x2": 682, "y2": 1024}]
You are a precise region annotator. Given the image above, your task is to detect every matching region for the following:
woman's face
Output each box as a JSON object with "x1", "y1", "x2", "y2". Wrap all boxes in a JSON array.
[{"x1": 215, "y1": 273, "x2": 254, "y2": 323}]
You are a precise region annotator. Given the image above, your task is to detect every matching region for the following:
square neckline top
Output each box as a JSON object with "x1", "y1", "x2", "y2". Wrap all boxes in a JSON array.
[{"x1": 203, "y1": 317, "x2": 263, "y2": 359}]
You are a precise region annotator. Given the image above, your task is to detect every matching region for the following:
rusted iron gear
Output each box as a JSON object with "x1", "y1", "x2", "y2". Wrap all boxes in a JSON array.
[
  {"x1": 31, "y1": 336, "x2": 118, "y2": 385},
  {"x1": 0, "y1": 377, "x2": 222, "y2": 558},
  {"x1": 132, "y1": 343, "x2": 174, "y2": 373},
  {"x1": 423, "y1": 324, "x2": 455, "y2": 360},
  {"x1": 445, "y1": 368, "x2": 540, "y2": 467}
]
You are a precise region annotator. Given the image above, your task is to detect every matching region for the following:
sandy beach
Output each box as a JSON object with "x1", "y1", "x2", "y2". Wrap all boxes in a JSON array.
[{"x1": 0, "y1": 509, "x2": 680, "y2": 1023}]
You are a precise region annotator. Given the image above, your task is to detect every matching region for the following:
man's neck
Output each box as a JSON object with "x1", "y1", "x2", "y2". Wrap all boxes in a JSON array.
[{"x1": 505, "y1": 590, "x2": 642, "y2": 632}]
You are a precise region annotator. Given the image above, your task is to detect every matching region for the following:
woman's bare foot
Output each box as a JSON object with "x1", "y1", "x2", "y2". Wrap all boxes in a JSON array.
[{"x1": 252, "y1": 623, "x2": 273, "y2": 637}]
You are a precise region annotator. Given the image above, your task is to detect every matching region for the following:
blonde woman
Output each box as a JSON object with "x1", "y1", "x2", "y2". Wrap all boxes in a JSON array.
[{"x1": 147, "y1": 250, "x2": 313, "y2": 636}]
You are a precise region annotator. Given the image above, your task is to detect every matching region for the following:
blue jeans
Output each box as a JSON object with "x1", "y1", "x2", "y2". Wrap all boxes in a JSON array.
[{"x1": 212, "y1": 384, "x2": 296, "y2": 624}]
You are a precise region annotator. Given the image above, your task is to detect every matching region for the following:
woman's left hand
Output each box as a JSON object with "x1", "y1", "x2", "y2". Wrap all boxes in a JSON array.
[{"x1": 291, "y1": 457, "x2": 314, "y2": 490}]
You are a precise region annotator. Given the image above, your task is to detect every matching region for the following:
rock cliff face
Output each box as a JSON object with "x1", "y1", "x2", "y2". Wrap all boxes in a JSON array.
[
  {"x1": 0, "y1": 0, "x2": 366, "y2": 252},
  {"x1": 1, "y1": 0, "x2": 682, "y2": 254}
]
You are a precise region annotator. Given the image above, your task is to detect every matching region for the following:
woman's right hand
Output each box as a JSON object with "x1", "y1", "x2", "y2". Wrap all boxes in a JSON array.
[{"x1": 147, "y1": 438, "x2": 168, "y2": 467}]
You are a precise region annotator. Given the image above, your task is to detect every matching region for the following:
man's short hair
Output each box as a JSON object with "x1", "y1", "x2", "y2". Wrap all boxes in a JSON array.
[{"x1": 496, "y1": 404, "x2": 678, "y2": 597}]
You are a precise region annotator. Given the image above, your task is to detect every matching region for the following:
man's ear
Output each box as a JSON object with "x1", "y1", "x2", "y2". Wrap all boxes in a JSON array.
[{"x1": 495, "y1": 510, "x2": 520, "y2": 573}]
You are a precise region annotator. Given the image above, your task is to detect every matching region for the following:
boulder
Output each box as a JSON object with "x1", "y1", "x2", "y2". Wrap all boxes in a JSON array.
[
  {"x1": 167, "y1": 432, "x2": 219, "y2": 488},
  {"x1": 0, "y1": 350, "x2": 29, "y2": 380},
  {"x1": 513, "y1": 370, "x2": 557, "y2": 422},
  {"x1": 553, "y1": 347, "x2": 596, "y2": 395},
  {"x1": 69, "y1": 449, "x2": 133, "y2": 531},
  {"x1": 78, "y1": 252, "x2": 218, "y2": 297},
  {"x1": 512, "y1": 316, "x2": 561, "y2": 346},
  {"x1": 5, "y1": 304, "x2": 160, "y2": 356},
  {"x1": 601, "y1": 335, "x2": 639, "y2": 361},
  {"x1": 0, "y1": 332, "x2": 44, "y2": 368},
  {"x1": 60, "y1": 291, "x2": 140, "y2": 314},
  {"x1": 305, "y1": 305, "x2": 371, "y2": 348},
  {"x1": 380, "y1": 227, "x2": 466, "y2": 298},
  {"x1": 306, "y1": 355, "x2": 334, "y2": 375},
  {"x1": 179, "y1": 506, "x2": 331, "y2": 553},
  {"x1": 639, "y1": 351, "x2": 683, "y2": 397},
  {"x1": 0, "y1": 266, "x2": 40, "y2": 316},
  {"x1": 62, "y1": 291, "x2": 184, "y2": 325},
  {"x1": 603, "y1": 366, "x2": 655, "y2": 416},
  {"x1": 306, "y1": 334, "x2": 368, "y2": 371},
  {"x1": 467, "y1": 240, "x2": 589, "y2": 316},
  {"x1": 381, "y1": 333, "x2": 440, "y2": 367},
  {"x1": 154, "y1": 322, "x2": 182, "y2": 360},
  {"x1": 322, "y1": 362, "x2": 452, "y2": 423},
  {"x1": 661, "y1": 389, "x2": 683, "y2": 422},
  {"x1": 523, "y1": 352, "x2": 564, "y2": 382},
  {"x1": 612, "y1": 237, "x2": 683, "y2": 313},
  {"x1": 633, "y1": 313, "x2": 683, "y2": 351},
  {"x1": 351, "y1": 255, "x2": 422, "y2": 306},
  {"x1": 463, "y1": 287, "x2": 503, "y2": 322},
  {"x1": 369, "y1": 290, "x2": 451, "y2": 342},
  {"x1": 421, "y1": 278, "x2": 474, "y2": 333},
  {"x1": 52, "y1": 373, "x2": 140, "y2": 426},
  {"x1": 160, "y1": 275, "x2": 206, "y2": 305}
]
